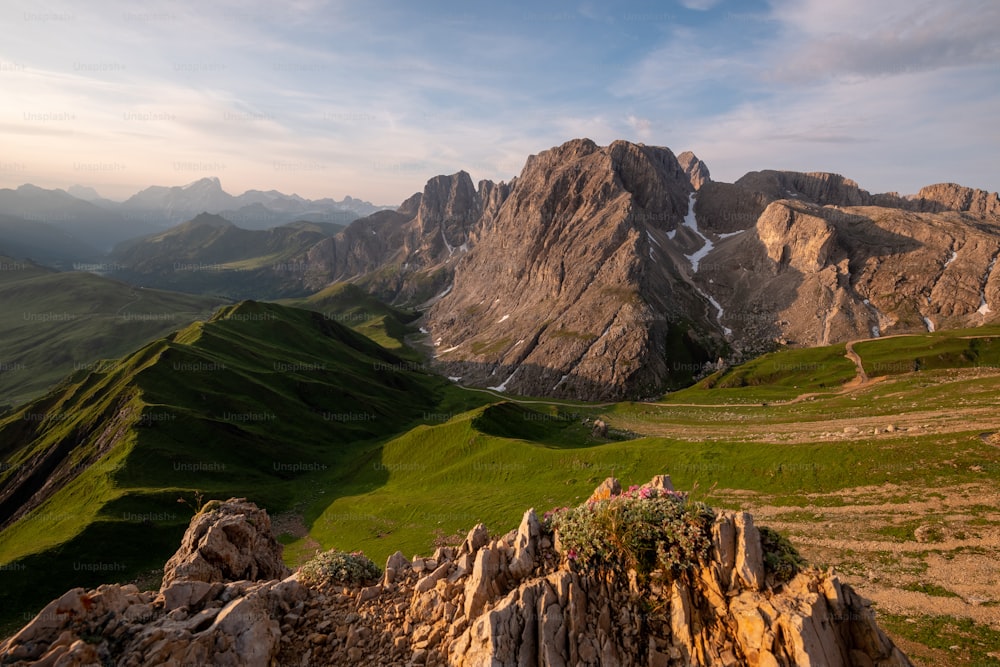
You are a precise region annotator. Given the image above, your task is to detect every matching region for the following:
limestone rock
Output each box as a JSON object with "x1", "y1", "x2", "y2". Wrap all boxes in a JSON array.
[
  {"x1": 161, "y1": 498, "x2": 290, "y2": 589},
  {"x1": 587, "y1": 476, "x2": 622, "y2": 503}
]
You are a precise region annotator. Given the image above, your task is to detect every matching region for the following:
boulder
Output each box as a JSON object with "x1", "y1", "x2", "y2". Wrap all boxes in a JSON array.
[{"x1": 160, "y1": 498, "x2": 290, "y2": 590}]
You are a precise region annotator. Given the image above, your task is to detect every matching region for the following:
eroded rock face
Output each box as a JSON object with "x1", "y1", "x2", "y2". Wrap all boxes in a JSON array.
[
  {"x1": 302, "y1": 170, "x2": 503, "y2": 303},
  {"x1": 426, "y1": 138, "x2": 721, "y2": 401},
  {"x1": 2, "y1": 483, "x2": 913, "y2": 667},
  {"x1": 161, "y1": 498, "x2": 290, "y2": 589},
  {"x1": 913, "y1": 183, "x2": 1000, "y2": 219}
]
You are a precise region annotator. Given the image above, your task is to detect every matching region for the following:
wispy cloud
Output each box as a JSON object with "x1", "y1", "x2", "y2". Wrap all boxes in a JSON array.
[{"x1": 0, "y1": 0, "x2": 995, "y2": 202}]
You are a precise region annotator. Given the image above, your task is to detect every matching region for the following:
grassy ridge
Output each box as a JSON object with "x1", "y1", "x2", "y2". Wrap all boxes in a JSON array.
[
  {"x1": 0, "y1": 301, "x2": 479, "y2": 632},
  {"x1": 108, "y1": 216, "x2": 338, "y2": 299}
]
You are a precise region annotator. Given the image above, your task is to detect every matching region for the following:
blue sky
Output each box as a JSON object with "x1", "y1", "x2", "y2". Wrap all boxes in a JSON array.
[{"x1": 1, "y1": 0, "x2": 997, "y2": 203}]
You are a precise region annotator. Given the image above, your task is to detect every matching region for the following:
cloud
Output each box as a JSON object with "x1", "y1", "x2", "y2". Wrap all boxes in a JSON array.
[
  {"x1": 625, "y1": 115, "x2": 653, "y2": 139},
  {"x1": 767, "y1": 0, "x2": 1000, "y2": 81},
  {"x1": 679, "y1": 0, "x2": 722, "y2": 10}
]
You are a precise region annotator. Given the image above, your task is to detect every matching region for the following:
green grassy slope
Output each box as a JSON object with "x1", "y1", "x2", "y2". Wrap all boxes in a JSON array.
[
  {"x1": 854, "y1": 328, "x2": 1000, "y2": 377},
  {"x1": 661, "y1": 325, "x2": 1000, "y2": 405},
  {"x1": 282, "y1": 282, "x2": 421, "y2": 354},
  {"x1": 0, "y1": 301, "x2": 482, "y2": 631},
  {"x1": 108, "y1": 215, "x2": 337, "y2": 299},
  {"x1": 0, "y1": 258, "x2": 226, "y2": 408}
]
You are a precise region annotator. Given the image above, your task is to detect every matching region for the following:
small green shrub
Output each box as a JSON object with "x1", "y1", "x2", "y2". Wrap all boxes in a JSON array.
[
  {"x1": 545, "y1": 486, "x2": 715, "y2": 579},
  {"x1": 299, "y1": 550, "x2": 382, "y2": 588},
  {"x1": 759, "y1": 526, "x2": 806, "y2": 582}
]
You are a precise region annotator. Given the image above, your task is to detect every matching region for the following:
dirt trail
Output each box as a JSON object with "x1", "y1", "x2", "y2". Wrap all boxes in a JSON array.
[{"x1": 844, "y1": 338, "x2": 869, "y2": 385}]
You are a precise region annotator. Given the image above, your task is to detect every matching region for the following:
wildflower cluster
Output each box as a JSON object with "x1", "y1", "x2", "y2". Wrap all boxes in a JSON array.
[
  {"x1": 545, "y1": 485, "x2": 714, "y2": 579},
  {"x1": 298, "y1": 550, "x2": 382, "y2": 588}
]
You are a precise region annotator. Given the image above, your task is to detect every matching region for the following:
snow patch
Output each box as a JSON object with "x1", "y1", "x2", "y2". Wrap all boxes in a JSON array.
[
  {"x1": 680, "y1": 192, "x2": 714, "y2": 272},
  {"x1": 440, "y1": 345, "x2": 460, "y2": 353},
  {"x1": 978, "y1": 256, "x2": 996, "y2": 315},
  {"x1": 434, "y1": 283, "x2": 453, "y2": 299},
  {"x1": 944, "y1": 250, "x2": 957, "y2": 268},
  {"x1": 552, "y1": 374, "x2": 570, "y2": 391},
  {"x1": 419, "y1": 327, "x2": 429, "y2": 334},
  {"x1": 497, "y1": 314, "x2": 510, "y2": 323},
  {"x1": 646, "y1": 230, "x2": 661, "y2": 247},
  {"x1": 488, "y1": 368, "x2": 518, "y2": 392},
  {"x1": 706, "y1": 295, "x2": 733, "y2": 336},
  {"x1": 923, "y1": 317, "x2": 935, "y2": 332},
  {"x1": 441, "y1": 229, "x2": 454, "y2": 256},
  {"x1": 717, "y1": 230, "x2": 744, "y2": 239},
  {"x1": 447, "y1": 376, "x2": 462, "y2": 382},
  {"x1": 871, "y1": 326, "x2": 881, "y2": 338}
]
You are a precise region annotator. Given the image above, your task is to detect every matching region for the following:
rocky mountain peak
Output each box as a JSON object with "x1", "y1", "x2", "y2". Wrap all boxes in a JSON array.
[
  {"x1": 735, "y1": 169, "x2": 875, "y2": 207},
  {"x1": 913, "y1": 182, "x2": 1000, "y2": 219},
  {"x1": 183, "y1": 176, "x2": 224, "y2": 191},
  {"x1": 415, "y1": 171, "x2": 482, "y2": 250},
  {"x1": 677, "y1": 150, "x2": 711, "y2": 190}
]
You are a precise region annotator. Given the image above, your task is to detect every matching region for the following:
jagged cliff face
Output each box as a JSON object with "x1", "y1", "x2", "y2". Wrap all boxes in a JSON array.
[
  {"x1": 425, "y1": 139, "x2": 721, "y2": 401},
  {"x1": 0, "y1": 481, "x2": 913, "y2": 667},
  {"x1": 703, "y1": 193, "x2": 1000, "y2": 347},
  {"x1": 296, "y1": 139, "x2": 998, "y2": 400},
  {"x1": 302, "y1": 170, "x2": 505, "y2": 303}
]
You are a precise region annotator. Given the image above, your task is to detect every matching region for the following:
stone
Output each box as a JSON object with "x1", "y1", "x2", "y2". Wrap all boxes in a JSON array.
[
  {"x1": 587, "y1": 477, "x2": 621, "y2": 503},
  {"x1": 734, "y1": 512, "x2": 765, "y2": 591},
  {"x1": 464, "y1": 547, "x2": 501, "y2": 620},
  {"x1": 643, "y1": 474, "x2": 674, "y2": 493},
  {"x1": 507, "y1": 508, "x2": 540, "y2": 581},
  {"x1": 459, "y1": 523, "x2": 490, "y2": 555},
  {"x1": 161, "y1": 580, "x2": 215, "y2": 612},
  {"x1": 160, "y1": 498, "x2": 290, "y2": 590},
  {"x1": 414, "y1": 563, "x2": 451, "y2": 595}
]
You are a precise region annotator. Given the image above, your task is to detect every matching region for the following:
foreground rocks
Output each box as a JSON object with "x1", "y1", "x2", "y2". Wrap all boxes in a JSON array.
[{"x1": 1, "y1": 482, "x2": 913, "y2": 666}]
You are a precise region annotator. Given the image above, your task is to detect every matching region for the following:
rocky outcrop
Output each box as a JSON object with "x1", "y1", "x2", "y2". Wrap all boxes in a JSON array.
[
  {"x1": 160, "y1": 498, "x2": 290, "y2": 589},
  {"x1": 735, "y1": 170, "x2": 879, "y2": 208},
  {"x1": 2, "y1": 482, "x2": 913, "y2": 667},
  {"x1": 911, "y1": 183, "x2": 1000, "y2": 219},
  {"x1": 0, "y1": 499, "x2": 305, "y2": 667}
]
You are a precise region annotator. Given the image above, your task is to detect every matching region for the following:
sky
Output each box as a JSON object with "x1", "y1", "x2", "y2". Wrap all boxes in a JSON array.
[{"x1": 0, "y1": 0, "x2": 997, "y2": 205}]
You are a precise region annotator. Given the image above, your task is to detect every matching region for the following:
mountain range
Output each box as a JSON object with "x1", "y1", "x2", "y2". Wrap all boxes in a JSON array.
[
  {"x1": 0, "y1": 179, "x2": 388, "y2": 255},
  {"x1": 287, "y1": 138, "x2": 1000, "y2": 400}
]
